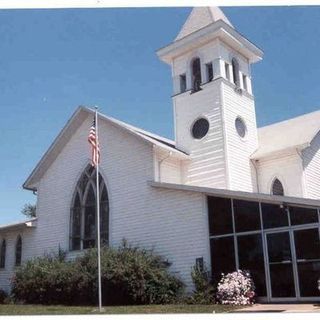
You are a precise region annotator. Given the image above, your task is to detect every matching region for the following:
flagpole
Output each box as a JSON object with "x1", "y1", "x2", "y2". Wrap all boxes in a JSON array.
[{"x1": 95, "y1": 106, "x2": 103, "y2": 312}]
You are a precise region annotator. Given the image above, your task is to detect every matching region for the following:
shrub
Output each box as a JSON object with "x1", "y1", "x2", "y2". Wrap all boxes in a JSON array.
[
  {"x1": 0, "y1": 289, "x2": 7, "y2": 304},
  {"x1": 185, "y1": 263, "x2": 215, "y2": 304},
  {"x1": 216, "y1": 270, "x2": 255, "y2": 305},
  {"x1": 11, "y1": 241, "x2": 184, "y2": 305}
]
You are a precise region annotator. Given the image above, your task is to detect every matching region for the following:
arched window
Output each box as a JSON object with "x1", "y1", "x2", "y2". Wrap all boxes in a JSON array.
[
  {"x1": 271, "y1": 178, "x2": 284, "y2": 196},
  {"x1": 15, "y1": 236, "x2": 22, "y2": 266},
  {"x1": 0, "y1": 240, "x2": 6, "y2": 268},
  {"x1": 232, "y1": 58, "x2": 240, "y2": 87},
  {"x1": 191, "y1": 57, "x2": 202, "y2": 92},
  {"x1": 70, "y1": 165, "x2": 109, "y2": 251}
]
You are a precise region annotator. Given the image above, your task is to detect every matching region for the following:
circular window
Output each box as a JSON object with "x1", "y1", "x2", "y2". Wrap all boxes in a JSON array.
[
  {"x1": 191, "y1": 118, "x2": 209, "y2": 139},
  {"x1": 235, "y1": 117, "x2": 247, "y2": 138}
]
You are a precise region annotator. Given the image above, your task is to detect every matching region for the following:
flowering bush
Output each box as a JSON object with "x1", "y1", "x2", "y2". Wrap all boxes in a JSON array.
[{"x1": 216, "y1": 270, "x2": 255, "y2": 305}]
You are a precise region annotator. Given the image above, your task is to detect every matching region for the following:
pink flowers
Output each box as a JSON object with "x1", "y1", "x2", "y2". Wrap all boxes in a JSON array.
[{"x1": 216, "y1": 270, "x2": 256, "y2": 305}]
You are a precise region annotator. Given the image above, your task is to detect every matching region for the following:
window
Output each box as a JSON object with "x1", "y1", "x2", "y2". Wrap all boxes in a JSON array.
[
  {"x1": 15, "y1": 236, "x2": 22, "y2": 266},
  {"x1": 242, "y1": 74, "x2": 248, "y2": 91},
  {"x1": 271, "y1": 178, "x2": 284, "y2": 196},
  {"x1": 208, "y1": 197, "x2": 233, "y2": 235},
  {"x1": 0, "y1": 240, "x2": 6, "y2": 269},
  {"x1": 261, "y1": 203, "x2": 288, "y2": 229},
  {"x1": 70, "y1": 165, "x2": 109, "y2": 251},
  {"x1": 233, "y1": 199, "x2": 261, "y2": 232},
  {"x1": 179, "y1": 74, "x2": 186, "y2": 93},
  {"x1": 225, "y1": 62, "x2": 230, "y2": 81},
  {"x1": 191, "y1": 58, "x2": 202, "y2": 92},
  {"x1": 232, "y1": 58, "x2": 240, "y2": 87},
  {"x1": 235, "y1": 117, "x2": 247, "y2": 138},
  {"x1": 206, "y1": 62, "x2": 213, "y2": 82},
  {"x1": 191, "y1": 118, "x2": 209, "y2": 139},
  {"x1": 289, "y1": 206, "x2": 318, "y2": 225}
]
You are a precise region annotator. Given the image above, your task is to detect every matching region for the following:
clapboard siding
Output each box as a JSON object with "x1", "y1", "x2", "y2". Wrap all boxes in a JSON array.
[
  {"x1": 303, "y1": 131, "x2": 320, "y2": 199},
  {"x1": 174, "y1": 80, "x2": 227, "y2": 188},
  {"x1": 222, "y1": 82, "x2": 258, "y2": 192},
  {"x1": 0, "y1": 114, "x2": 209, "y2": 292}
]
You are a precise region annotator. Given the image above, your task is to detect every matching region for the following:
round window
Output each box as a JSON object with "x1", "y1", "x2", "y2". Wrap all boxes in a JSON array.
[
  {"x1": 235, "y1": 117, "x2": 247, "y2": 138},
  {"x1": 191, "y1": 118, "x2": 209, "y2": 139}
]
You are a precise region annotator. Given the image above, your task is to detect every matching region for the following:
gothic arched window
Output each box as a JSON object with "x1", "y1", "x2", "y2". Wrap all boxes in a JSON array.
[
  {"x1": 191, "y1": 57, "x2": 202, "y2": 92},
  {"x1": 0, "y1": 240, "x2": 6, "y2": 268},
  {"x1": 232, "y1": 58, "x2": 240, "y2": 87},
  {"x1": 271, "y1": 178, "x2": 284, "y2": 196},
  {"x1": 70, "y1": 165, "x2": 109, "y2": 251},
  {"x1": 15, "y1": 236, "x2": 22, "y2": 266}
]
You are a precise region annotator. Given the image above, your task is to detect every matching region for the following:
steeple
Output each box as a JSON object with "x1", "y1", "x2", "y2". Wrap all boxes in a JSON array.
[{"x1": 175, "y1": 7, "x2": 233, "y2": 41}]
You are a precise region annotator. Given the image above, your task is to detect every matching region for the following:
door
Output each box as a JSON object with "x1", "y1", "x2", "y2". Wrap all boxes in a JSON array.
[
  {"x1": 266, "y1": 231, "x2": 297, "y2": 299},
  {"x1": 293, "y1": 228, "x2": 320, "y2": 299}
]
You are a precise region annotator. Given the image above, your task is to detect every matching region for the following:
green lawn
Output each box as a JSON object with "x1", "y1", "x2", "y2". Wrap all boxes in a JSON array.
[{"x1": 0, "y1": 304, "x2": 240, "y2": 315}]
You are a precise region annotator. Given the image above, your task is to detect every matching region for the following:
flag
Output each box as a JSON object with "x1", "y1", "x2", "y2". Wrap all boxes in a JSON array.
[{"x1": 88, "y1": 116, "x2": 100, "y2": 167}]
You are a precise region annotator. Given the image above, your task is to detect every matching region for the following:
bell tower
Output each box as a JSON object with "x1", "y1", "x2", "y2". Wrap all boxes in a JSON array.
[{"x1": 157, "y1": 7, "x2": 263, "y2": 192}]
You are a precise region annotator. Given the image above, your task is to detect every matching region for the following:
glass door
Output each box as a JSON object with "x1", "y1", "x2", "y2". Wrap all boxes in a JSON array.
[
  {"x1": 293, "y1": 228, "x2": 320, "y2": 298},
  {"x1": 266, "y1": 231, "x2": 296, "y2": 298}
]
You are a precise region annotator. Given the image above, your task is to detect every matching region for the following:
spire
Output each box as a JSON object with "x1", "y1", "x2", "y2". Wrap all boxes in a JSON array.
[{"x1": 175, "y1": 7, "x2": 233, "y2": 41}]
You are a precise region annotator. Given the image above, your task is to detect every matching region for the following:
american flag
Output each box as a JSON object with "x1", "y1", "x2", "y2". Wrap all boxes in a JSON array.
[{"x1": 88, "y1": 116, "x2": 100, "y2": 167}]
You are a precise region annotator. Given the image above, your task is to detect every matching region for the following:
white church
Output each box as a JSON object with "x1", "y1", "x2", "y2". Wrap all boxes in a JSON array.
[{"x1": 0, "y1": 7, "x2": 319, "y2": 303}]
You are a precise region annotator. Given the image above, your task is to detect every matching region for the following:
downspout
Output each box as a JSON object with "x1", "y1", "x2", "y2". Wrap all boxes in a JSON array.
[
  {"x1": 158, "y1": 151, "x2": 173, "y2": 182},
  {"x1": 251, "y1": 159, "x2": 260, "y2": 193},
  {"x1": 296, "y1": 147, "x2": 307, "y2": 197}
]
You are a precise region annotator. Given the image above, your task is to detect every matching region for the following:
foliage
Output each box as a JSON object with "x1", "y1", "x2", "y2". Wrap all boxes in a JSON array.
[
  {"x1": 11, "y1": 241, "x2": 184, "y2": 306},
  {"x1": 216, "y1": 270, "x2": 255, "y2": 305},
  {"x1": 0, "y1": 289, "x2": 8, "y2": 304},
  {"x1": 21, "y1": 204, "x2": 36, "y2": 218},
  {"x1": 185, "y1": 263, "x2": 215, "y2": 304}
]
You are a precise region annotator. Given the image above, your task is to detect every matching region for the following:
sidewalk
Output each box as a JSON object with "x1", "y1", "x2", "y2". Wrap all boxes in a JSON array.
[{"x1": 235, "y1": 303, "x2": 320, "y2": 313}]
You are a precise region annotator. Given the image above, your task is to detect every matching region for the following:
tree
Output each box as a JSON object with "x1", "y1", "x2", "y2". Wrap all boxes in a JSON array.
[{"x1": 21, "y1": 203, "x2": 36, "y2": 218}]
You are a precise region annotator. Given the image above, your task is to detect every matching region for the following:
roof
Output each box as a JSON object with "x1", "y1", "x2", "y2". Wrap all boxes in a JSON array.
[
  {"x1": 0, "y1": 218, "x2": 37, "y2": 232},
  {"x1": 175, "y1": 7, "x2": 233, "y2": 41},
  {"x1": 23, "y1": 106, "x2": 189, "y2": 191},
  {"x1": 252, "y1": 109, "x2": 320, "y2": 159},
  {"x1": 149, "y1": 181, "x2": 320, "y2": 208}
]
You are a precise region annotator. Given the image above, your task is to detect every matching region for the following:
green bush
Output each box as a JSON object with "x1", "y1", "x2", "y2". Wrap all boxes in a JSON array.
[
  {"x1": 0, "y1": 289, "x2": 8, "y2": 304},
  {"x1": 11, "y1": 241, "x2": 184, "y2": 305},
  {"x1": 185, "y1": 263, "x2": 215, "y2": 304}
]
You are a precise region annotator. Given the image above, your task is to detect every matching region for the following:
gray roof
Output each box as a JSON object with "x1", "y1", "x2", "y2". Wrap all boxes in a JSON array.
[
  {"x1": 252, "y1": 109, "x2": 320, "y2": 159},
  {"x1": 0, "y1": 218, "x2": 37, "y2": 232},
  {"x1": 175, "y1": 7, "x2": 233, "y2": 41},
  {"x1": 149, "y1": 181, "x2": 320, "y2": 208},
  {"x1": 23, "y1": 106, "x2": 189, "y2": 191}
]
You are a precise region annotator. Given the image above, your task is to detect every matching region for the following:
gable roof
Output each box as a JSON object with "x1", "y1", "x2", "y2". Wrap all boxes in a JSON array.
[
  {"x1": 0, "y1": 218, "x2": 37, "y2": 232},
  {"x1": 252, "y1": 109, "x2": 320, "y2": 159},
  {"x1": 23, "y1": 106, "x2": 189, "y2": 191},
  {"x1": 175, "y1": 7, "x2": 234, "y2": 41}
]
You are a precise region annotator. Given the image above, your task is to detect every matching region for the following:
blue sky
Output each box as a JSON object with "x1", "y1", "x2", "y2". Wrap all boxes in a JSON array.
[{"x1": 1, "y1": 6, "x2": 320, "y2": 224}]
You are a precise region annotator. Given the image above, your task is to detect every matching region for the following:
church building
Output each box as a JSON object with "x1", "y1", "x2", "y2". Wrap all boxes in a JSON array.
[{"x1": 0, "y1": 7, "x2": 319, "y2": 303}]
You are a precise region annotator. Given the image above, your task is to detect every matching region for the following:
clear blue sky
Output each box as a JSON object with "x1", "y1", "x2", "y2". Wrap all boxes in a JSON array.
[{"x1": 1, "y1": 6, "x2": 320, "y2": 224}]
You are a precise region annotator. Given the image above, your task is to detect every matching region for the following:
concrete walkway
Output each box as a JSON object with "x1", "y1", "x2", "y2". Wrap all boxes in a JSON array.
[{"x1": 235, "y1": 303, "x2": 320, "y2": 313}]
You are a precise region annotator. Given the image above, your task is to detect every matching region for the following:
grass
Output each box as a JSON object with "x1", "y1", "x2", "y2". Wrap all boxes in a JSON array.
[{"x1": 0, "y1": 304, "x2": 240, "y2": 315}]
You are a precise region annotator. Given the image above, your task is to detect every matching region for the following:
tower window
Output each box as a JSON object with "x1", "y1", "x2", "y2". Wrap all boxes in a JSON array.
[
  {"x1": 191, "y1": 118, "x2": 209, "y2": 139},
  {"x1": 271, "y1": 178, "x2": 284, "y2": 196},
  {"x1": 235, "y1": 117, "x2": 247, "y2": 138},
  {"x1": 191, "y1": 58, "x2": 202, "y2": 92},
  {"x1": 179, "y1": 74, "x2": 186, "y2": 93},
  {"x1": 206, "y1": 63, "x2": 213, "y2": 82},
  {"x1": 232, "y1": 58, "x2": 240, "y2": 87},
  {"x1": 242, "y1": 74, "x2": 248, "y2": 91},
  {"x1": 225, "y1": 62, "x2": 231, "y2": 81}
]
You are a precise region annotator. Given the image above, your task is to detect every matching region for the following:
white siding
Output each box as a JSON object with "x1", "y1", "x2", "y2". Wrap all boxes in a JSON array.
[
  {"x1": 0, "y1": 115, "x2": 210, "y2": 292},
  {"x1": 0, "y1": 228, "x2": 35, "y2": 292},
  {"x1": 302, "y1": 131, "x2": 320, "y2": 199},
  {"x1": 173, "y1": 80, "x2": 227, "y2": 188},
  {"x1": 257, "y1": 152, "x2": 304, "y2": 197},
  {"x1": 222, "y1": 81, "x2": 258, "y2": 192}
]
